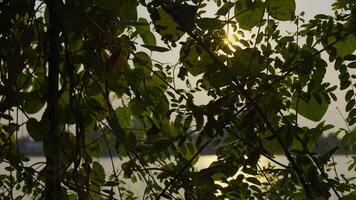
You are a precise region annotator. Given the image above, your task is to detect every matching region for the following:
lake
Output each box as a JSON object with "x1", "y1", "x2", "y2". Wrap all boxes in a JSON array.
[{"x1": 1, "y1": 155, "x2": 355, "y2": 199}]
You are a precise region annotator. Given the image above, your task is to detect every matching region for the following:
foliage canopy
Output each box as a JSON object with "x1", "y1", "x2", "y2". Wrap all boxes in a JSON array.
[{"x1": 1, "y1": 0, "x2": 356, "y2": 199}]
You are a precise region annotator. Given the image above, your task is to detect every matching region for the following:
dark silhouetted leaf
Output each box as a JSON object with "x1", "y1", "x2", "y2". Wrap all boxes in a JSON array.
[
  {"x1": 26, "y1": 118, "x2": 50, "y2": 141},
  {"x1": 348, "y1": 62, "x2": 356, "y2": 69},
  {"x1": 216, "y1": 2, "x2": 234, "y2": 16},
  {"x1": 346, "y1": 99, "x2": 355, "y2": 112},
  {"x1": 141, "y1": 44, "x2": 170, "y2": 52},
  {"x1": 346, "y1": 90, "x2": 354, "y2": 101}
]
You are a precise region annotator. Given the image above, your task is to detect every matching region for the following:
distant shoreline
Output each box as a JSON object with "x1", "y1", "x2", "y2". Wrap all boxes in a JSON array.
[{"x1": 17, "y1": 135, "x2": 352, "y2": 157}]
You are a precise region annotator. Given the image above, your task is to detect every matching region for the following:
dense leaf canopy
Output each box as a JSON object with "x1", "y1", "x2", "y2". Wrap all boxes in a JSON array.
[{"x1": 0, "y1": 0, "x2": 356, "y2": 199}]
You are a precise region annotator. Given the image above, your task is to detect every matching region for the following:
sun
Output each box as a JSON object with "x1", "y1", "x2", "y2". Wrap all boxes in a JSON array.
[
  {"x1": 225, "y1": 32, "x2": 238, "y2": 45},
  {"x1": 223, "y1": 26, "x2": 239, "y2": 46},
  {"x1": 219, "y1": 28, "x2": 240, "y2": 54}
]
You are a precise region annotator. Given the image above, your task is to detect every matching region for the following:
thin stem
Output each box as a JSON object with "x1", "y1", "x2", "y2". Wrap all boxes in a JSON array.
[
  {"x1": 99, "y1": 125, "x2": 123, "y2": 200},
  {"x1": 257, "y1": 163, "x2": 278, "y2": 196},
  {"x1": 279, "y1": 111, "x2": 342, "y2": 199},
  {"x1": 336, "y1": 107, "x2": 352, "y2": 133}
]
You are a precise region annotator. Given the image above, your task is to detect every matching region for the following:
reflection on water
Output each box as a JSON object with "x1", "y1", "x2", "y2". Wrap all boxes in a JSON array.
[
  {"x1": 196, "y1": 155, "x2": 355, "y2": 178},
  {"x1": 1, "y1": 155, "x2": 354, "y2": 198}
]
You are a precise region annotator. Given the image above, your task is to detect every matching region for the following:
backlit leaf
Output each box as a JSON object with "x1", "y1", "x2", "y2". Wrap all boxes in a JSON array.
[
  {"x1": 291, "y1": 93, "x2": 329, "y2": 122},
  {"x1": 197, "y1": 18, "x2": 223, "y2": 30},
  {"x1": 92, "y1": 161, "x2": 106, "y2": 184},
  {"x1": 180, "y1": 41, "x2": 215, "y2": 76},
  {"x1": 325, "y1": 35, "x2": 356, "y2": 58},
  {"x1": 179, "y1": 143, "x2": 199, "y2": 165},
  {"x1": 150, "y1": 7, "x2": 185, "y2": 43},
  {"x1": 268, "y1": 0, "x2": 296, "y2": 21},
  {"x1": 234, "y1": 0, "x2": 264, "y2": 30},
  {"x1": 136, "y1": 18, "x2": 156, "y2": 45},
  {"x1": 228, "y1": 47, "x2": 266, "y2": 77}
]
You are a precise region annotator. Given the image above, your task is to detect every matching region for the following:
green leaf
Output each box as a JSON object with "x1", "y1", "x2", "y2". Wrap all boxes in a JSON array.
[
  {"x1": 268, "y1": 0, "x2": 296, "y2": 21},
  {"x1": 234, "y1": 0, "x2": 264, "y2": 30},
  {"x1": 326, "y1": 35, "x2": 356, "y2": 58},
  {"x1": 208, "y1": 70, "x2": 231, "y2": 88},
  {"x1": 279, "y1": 127, "x2": 294, "y2": 149},
  {"x1": 228, "y1": 48, "x2": 266, "y2": 77},
  {"x1": 92, "y1": 161, "x2": 106, "y2": 185},
  {"x1": 216, "y1": 2, "x2": 234, "y2": 16},
  {"x1": 307, "y1": 166, "x2": 330, "y2": 197},
  {"x1": 246, "y1": 177, "x2": 261, "y2": 186},
  {"x1": 23, "y1": 93, "x2": 45, "y2": 114},
  {"x1": 150, "y1": 7, "x2": 185, "y2": 43},
  {"x1": 180, "y1": 42, "x2": 215, "y2": 76},
  {"x1": 26, "y1": 118, "x2": 50, "y2": 141},
  {"x1": 59, "y1": 132, "x2": 76, "y2": 165},
  {"x1": 129, "y1": 98, "x2": 147, "y2": 117},
  {"x1": 133, "y1": 51, "x2": 152, "y2": 76},
  {"x1": 183, "y1": 115, "x2": 193, "y2": 130},
  {"x1": 197, "y1": 18, "x2": 223, "y2": 30},
  {"x1": 179, "y1": 143, "x2": 199, "y2": 164},
  {"x1": 261, "y1": 131, "x2": 282, "y2": 154},
  {"x1": 165, "y1": 3, "x2": 197, "y2": 31},
  {"x1": 291, "y1": 93, "x2": 329, "y2": 122},
  {"x1": 93, "y1": 0, "x2": 120, "y2": 10},
  {"x1": 67, "y1": 194, "x2": 78, "y2": 200},
  {"x1": 87, "y1": 96, "x2": 108, "y2": 120},
  {"x1": 118, "y1": 0, "x2": 138, "y2": 21},
  {"x1": 136, "y1": 18, "x2": 156, "y2": 45},
  {"x1": 211, "y1": 172, "x2": 227, "y2": 181},
  {"x1": 318, "y1": 146, "x2": 339, "y2": 165},
  {"x1": 118, "y1": 20, "x2": 149, "y2": 26},
  {"x1": 87, "y1": 142, "x2": 101, "y2": 158}
]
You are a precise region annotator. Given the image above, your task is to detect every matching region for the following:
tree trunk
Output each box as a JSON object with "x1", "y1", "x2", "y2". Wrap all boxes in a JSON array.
[{"x1": 44, "y1": 0, "x2": 63, "y2": 199}]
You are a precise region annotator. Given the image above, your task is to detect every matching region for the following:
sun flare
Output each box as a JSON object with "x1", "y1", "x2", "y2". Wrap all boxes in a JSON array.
[{"x1": 224, "y1": 26, "x2": 239, "y2": 46}]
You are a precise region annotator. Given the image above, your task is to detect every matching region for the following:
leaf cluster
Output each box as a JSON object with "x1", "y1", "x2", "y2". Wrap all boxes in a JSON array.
[{"x1": 0, "y1": 0, "x2": 356, "y2": 199}]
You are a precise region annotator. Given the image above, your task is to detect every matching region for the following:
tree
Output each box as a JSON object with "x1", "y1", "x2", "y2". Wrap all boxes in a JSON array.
[{"x1": 0, "y1": 0, "x2": 356, "y2": 199}]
